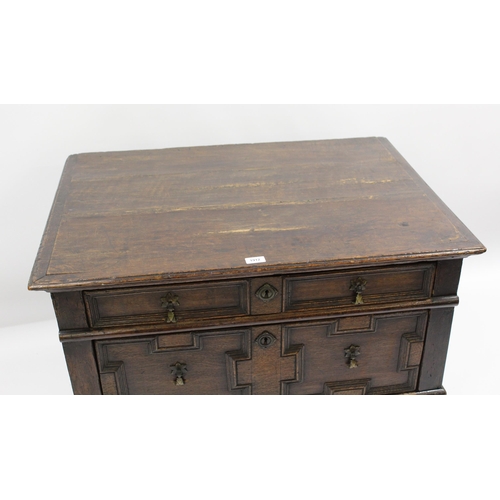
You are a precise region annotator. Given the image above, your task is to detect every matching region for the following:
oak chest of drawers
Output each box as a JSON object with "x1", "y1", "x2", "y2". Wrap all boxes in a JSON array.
[{"x1": 28, "y1": 137, "x2": 486, "y2": 395}]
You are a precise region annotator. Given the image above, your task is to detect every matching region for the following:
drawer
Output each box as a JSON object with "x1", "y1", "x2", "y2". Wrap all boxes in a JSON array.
[
  {"x1": 95, "y1": 311, "x2": 428, "y2": 395},
  {"x1": 85, "y1": 280, "x2": 249, "y2": 328},
  {"x1": 284, "y1": 263, "x2": 435, "y2": 312},
  {"x1": 283, "y1": 311, "x2": 428, "y2": 395}
]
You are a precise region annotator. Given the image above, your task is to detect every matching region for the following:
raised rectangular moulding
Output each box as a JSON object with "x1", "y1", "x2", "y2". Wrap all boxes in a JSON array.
[
  {"x1": 284, "y1": 263, "x2": 435, "y2": 312},
  {"x1": 84, "y1": 280, "x2": 250, "y2": 328}
]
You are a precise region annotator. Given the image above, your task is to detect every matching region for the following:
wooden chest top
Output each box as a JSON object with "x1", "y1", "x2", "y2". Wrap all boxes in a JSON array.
[{"x1": 28, "y1": 137, "x2": 485, "y2": 291}]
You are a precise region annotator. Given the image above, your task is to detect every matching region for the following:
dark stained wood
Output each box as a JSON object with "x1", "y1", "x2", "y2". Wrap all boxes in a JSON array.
[
  {"x1": 62, "y1": 341, "x2": 102, "y2": 395},
  {"x1": 249, "y1": 325, "x2": 290, "y2": 395},
  {"x1": 28, "y1": 138, "x2": 486, "y2": 395},
  {"x1": 58, "y1": 294, "x2": 459, "y2": 343},
  {"x1": 84, "y1": 279, "x2": 249, "y2": 328},
  {"x1": 433, "y1": 259, "x2": 463, "y2": 297},
  {"x1": 58, "y1": 294, "x2": 458, "y2": 343},
  {"x1": 284, "y1": 263, "x2": 435, "y2": 311},
  {"x1": 51, "y1": 292, "x2": 88, "y2": 330},
  {"x1": 250, "y1": 276, "x2": 283, "y2": 315},
  {"x1": 92, "y1": 314, "x2": 429, "y2": 395},
  {"x1": 418, "y1": 308, "x2": 455, "y2": 392},
  {"x1": 95, "y1": 329, "x2": 252, "y2": 395},
  {"x1": 28, "y1": 138, "x2": 485, "y2": 292},
  {"x1": 284, "y1": 311, "x2": 427, "y2": 395}
]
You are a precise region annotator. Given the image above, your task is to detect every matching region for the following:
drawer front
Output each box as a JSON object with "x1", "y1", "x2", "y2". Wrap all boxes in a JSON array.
[
  {"x1": 283, "y1": 311, "x2": 428, "y2": 395},
  {"x1": 85, "y1": 280, "x2": 249, "y2": 328},
  {"x1": 96, "y1": 329, "x2": 252, "y2": 395},
  {"x1": 95, "y1": 311, "x2": 427, "y2": 395},
  {"x1": 284, "y1": 263, "x2": 435, "y2": 312}
]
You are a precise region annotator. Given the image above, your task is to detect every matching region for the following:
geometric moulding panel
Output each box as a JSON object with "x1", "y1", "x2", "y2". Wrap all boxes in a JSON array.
[{"x1": 283, "y1": 311, "x2": 428, "y2": 395}]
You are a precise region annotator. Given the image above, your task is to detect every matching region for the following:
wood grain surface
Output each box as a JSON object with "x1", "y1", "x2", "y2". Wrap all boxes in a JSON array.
[{"x1": 29, "y1": 137, "x2": 486, "y2": 291}]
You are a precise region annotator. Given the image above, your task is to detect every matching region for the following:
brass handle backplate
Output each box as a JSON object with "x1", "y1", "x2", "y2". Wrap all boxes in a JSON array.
[
  {"x1": 344, "y1": 345, "x2": 361, "y2": 369},
  {"x1": 161, "y1": 292, "x2": 179, "y2": 323},
  {"x1": 170, "y1": 362, "x2": 187, "y2": 385},
  {"x1": 349, "y1": 277, "x2": 367, "y2": 305}
]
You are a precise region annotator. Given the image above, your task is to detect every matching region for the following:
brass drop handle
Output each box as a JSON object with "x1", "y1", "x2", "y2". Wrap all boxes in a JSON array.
[
  {"x1": 344, "y1": 345, "x2": 361, "y2": 369},
  {"x1": 161, "y1": 292, "x2": 179, "y2": 323},
  {"x1": 170, "y1": 362, "x2": 187, "y2": 385},
  {"x1": 349, "y1": 277, "x2": 367, "y2": 305}
]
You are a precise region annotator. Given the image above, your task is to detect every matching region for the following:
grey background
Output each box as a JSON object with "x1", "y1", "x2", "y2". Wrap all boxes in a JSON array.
[
  {"x1": 1, "y1": 104, "x2": 499, "y2": 394},
  {"x1": 2, "y1": 2, "x2": 498, "y2": 498}
]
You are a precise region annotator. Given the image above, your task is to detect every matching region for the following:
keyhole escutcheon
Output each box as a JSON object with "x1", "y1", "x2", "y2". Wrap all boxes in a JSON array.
[
  {"x1": 255, "y1": 331, "x2": 277, "y2": 349},
  {"x1": 255, "y1": 283, "x2": 278, "y2": 303}
]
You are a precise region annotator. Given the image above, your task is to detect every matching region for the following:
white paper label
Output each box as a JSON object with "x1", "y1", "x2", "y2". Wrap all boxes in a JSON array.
[{"x1": 245, "y1": 256, "x2": 266, "y2": 265}]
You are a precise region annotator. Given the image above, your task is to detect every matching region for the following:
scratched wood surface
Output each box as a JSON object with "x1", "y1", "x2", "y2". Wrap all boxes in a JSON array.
[{"x1": 29, "y1": 137, "x2": 485, "y2": 291}]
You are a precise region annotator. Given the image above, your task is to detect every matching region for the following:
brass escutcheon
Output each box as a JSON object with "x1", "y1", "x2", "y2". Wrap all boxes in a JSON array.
[
  {"x1": 255, "y1": 331, "x2": 277, "y2": 349},
  {"x1": 255, "y1": 283, "x2": 278, "y2": 302}
]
